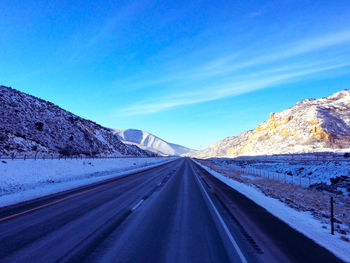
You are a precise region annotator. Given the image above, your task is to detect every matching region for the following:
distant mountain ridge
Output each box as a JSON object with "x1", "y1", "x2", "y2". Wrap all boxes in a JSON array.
[
  {"x1": 0, "y1": 86, "x2": 151, "y2": 157},
  {"x1": 114, "y1": 129, "x2": 194, "y2": 156},
  {"x1": 190, "y1": 90, "x2": 350, "y2": 158}
]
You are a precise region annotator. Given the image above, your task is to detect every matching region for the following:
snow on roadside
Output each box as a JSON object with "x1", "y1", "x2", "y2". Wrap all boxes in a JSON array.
[
  {"x1": 193, "y1": 159, "x2": 350, "y2": 263},
  {"x1": 0, "y1": 157, "x2": 176, "y2": 208}
]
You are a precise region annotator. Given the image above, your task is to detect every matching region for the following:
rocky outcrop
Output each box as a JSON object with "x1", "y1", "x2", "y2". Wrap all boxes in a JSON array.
[{"x1": 190, "y1": 90, "x2": 350, "y2": 158}]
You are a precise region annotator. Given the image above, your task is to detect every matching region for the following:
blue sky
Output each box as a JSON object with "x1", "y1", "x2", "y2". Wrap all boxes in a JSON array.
[{"x1": 1, "y1": 0, "x2": 350, "y2": 149}]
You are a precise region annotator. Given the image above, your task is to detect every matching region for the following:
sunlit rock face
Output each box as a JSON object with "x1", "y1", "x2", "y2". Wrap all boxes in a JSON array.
[
  {"x1": 0, "y1": 86, "x2": 151, "y2": 157},
  {"x1": 190, "y1": 90, "x2": 350, "y2": 158}
]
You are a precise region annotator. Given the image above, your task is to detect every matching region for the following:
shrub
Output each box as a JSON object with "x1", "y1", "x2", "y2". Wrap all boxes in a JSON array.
[
  {"x1": 35, "y1": 122, "x2": 44, "y2": 131},
  {"x1": 341, "y1": 236, "x2": 350, "y2": 242},
  {"x1": 59, "y1": 145, "x2": 74, "y2": 156}
]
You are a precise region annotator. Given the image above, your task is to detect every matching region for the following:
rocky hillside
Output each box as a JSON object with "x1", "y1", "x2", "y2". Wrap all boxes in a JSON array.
[
  {"x1": 114, "y1": 129, "x2": 194, "y2": 156},
  {"x1": 191, "y1": 90, "x2": 350, "y2": 158},
  {"x1": 0, "y1": 86, "x2": 151, "y2": 157}
]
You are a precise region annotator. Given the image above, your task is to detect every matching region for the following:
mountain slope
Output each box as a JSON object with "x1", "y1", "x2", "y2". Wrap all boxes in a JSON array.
[
  {"x1": 0, "y1": 86, "x2": 151, "y2": 157},
  {"x1": 114, "y1": 129, "x2": 194, "y2": 156},
  {"x1": 191, "y1": 90, "x2": 350, "y2": 158}
]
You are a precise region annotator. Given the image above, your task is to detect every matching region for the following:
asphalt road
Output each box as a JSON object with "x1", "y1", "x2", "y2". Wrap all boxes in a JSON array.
[{"x1": 0, "y1": 158, "x2": 343, "y2": 263}]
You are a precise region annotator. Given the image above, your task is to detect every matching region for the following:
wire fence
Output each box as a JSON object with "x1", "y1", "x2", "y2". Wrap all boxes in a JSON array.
[
  {"x1": 229, "y1": 165, "x2": 315, "y2": 187},
  {"x1": 229, "y1": 165, "x2": 350, "y2": 236},
  {"x1": 215, "y1": 153, "x2": 350, "y2": 187},
  {"x1": 0, "y1": 153, "x2": 164, "y2": 160},
  {"x1": 233, "y1": 152, "x2": 350, "y2": 162}
]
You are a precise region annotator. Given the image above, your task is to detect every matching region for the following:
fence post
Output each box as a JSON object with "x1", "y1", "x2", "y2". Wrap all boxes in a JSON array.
[{"x1": 330, "y1": 197, "x2": 334, "y2": 235}]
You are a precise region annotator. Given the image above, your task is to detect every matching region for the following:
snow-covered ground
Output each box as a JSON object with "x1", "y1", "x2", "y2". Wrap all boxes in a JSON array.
[
  {"x1": 0, "y1": 157, "x2": 176, "y2": 208},
  {"x1": 193, "y1": 159, "x2": 350, "y2": 263}
]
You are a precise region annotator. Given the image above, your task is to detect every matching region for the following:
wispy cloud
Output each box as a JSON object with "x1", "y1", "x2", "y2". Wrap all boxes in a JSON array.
[
  {"x1": 116, "y1": 30, "x2": 350, "y2": 92},
  {"x1": 117, "y1": 30, "x2": 350, "y2": 115},
  {"x1": 121, "y1": 62, "x2": 350, "y2": 115}
]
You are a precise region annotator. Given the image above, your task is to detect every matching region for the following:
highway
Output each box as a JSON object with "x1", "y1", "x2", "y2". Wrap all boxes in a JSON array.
[{"x1": 0, "y1": 158, "x2": 343, "y2": 263}]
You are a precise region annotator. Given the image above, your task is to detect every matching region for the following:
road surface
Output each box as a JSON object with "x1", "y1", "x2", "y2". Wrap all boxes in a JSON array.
[{"x1": 0, "y1": 158, "x2": 343, "y2": 262}]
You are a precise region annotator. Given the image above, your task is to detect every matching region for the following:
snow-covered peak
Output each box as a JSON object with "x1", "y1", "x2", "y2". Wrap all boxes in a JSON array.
[
  {"x1": 115, "y1": 129, "x2": 153, "y2": 146},
  {"x1": 114, "y1": 129, "x2": 195, "y2": 156}
]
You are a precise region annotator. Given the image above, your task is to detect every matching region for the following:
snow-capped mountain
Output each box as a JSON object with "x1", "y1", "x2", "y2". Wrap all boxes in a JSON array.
[
  {"x1": 190, "y1": 90, "x2": 350, "y2": 158},
  {"x1": 114, "y1": 129, "x2": 194, "y2": 156},
  {"x1": 0, "y1": 86, "x2": 151, "y2": 157}
]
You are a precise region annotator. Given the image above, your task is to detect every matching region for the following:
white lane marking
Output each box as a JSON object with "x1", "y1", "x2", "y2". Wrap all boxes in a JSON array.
[
  {"x1": 194, "y1": 170, "x2": 248, "y2": 263},
  {"x1": 131, "y1": 199, "x2": 144, "y2": 211}
]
